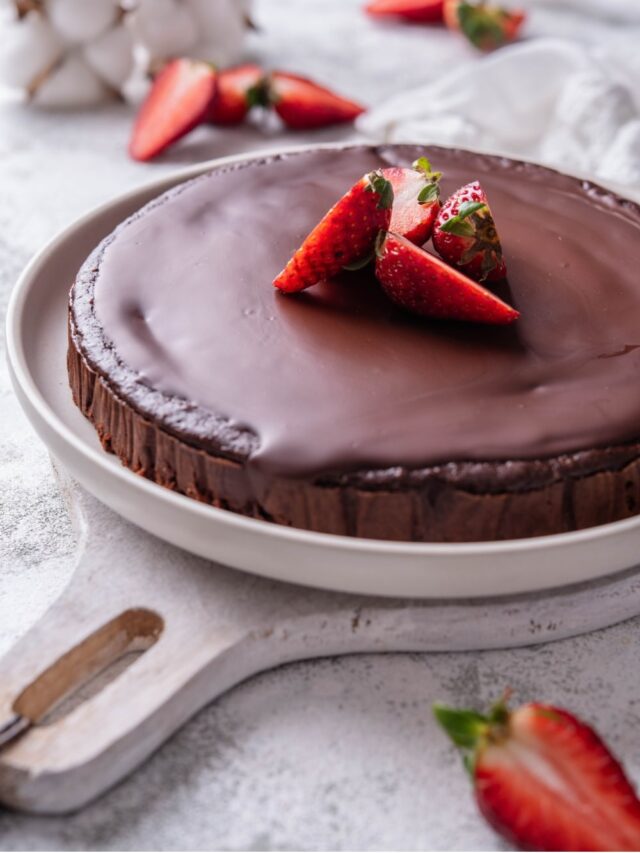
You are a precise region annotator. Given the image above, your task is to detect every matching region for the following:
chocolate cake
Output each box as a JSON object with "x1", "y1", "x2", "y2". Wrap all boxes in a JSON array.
[{"x1": 68, "y1": 145, "x2": 640, "y2": 541}]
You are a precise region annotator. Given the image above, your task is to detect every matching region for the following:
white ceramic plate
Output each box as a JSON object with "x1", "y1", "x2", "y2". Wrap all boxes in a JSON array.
[{"x1": 7, "y1": 145, "x2": 640, "y2": 599}]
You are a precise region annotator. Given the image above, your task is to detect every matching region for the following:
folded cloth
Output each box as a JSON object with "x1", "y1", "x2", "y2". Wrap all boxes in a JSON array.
[
  {"x1": 357, "y1": 37, "x2": 640, "y2": 188},
  {"x1": 528, "y1": 0, "x2": 640, "y2": 25}
]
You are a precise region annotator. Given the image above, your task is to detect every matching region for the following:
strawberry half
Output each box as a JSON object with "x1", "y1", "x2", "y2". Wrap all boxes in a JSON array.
[
  {"x1": 382, "y1": 156, "x2": 441, "y2": 245},
  {"x1": 433, "y1": 181, "x2": 507, "y2": 282},
  {"x1": 209, "y1": 63, "x2": 264, "y2": 126},
  {"x1": 444, "y1": 0, "x2": 525, "y2": 50},
  {"x1": 435, "y1": 696, "x2": 640, "y2": 852},
  {"x1": 129, "y1": 59, "x2": 217, "y2": 162},
  {"x1": 375, "y1": 232, "x2": 517, "y2": 324},
  {"x1": 273, "y1": 172, "x2": 393, "y2": 293},
  {"x1": 365, "y1": 0, "x2": 445, "y2": 22},
  {"x1": 268, "y1": 71, "x2": 365, "y2": 130}
]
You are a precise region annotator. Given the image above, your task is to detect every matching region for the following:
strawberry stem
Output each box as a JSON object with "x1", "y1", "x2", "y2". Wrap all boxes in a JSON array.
[
  {"x1": 412, "y1": 156, "x2": 442, "y2": 205},
  {"x1": 246, "y1": 76, "x2": 270, "y2": 108},
  {"x1": 457, "y1": 2, "x2": 512, "y2": 49},
  {"x1": 434, "y1": 695, "x2": 513, "y2": 773}
]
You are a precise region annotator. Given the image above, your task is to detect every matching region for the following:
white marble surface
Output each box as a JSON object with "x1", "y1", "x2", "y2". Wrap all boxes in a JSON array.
[{"x1": 1, "y1": 0, "x2": 639, "y2": 848}]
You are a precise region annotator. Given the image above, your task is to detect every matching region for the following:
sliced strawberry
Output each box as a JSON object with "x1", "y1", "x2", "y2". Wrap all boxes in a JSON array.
[
  {"x1": 273, "y1": 172, "x2": 393, "y2": 293},
  {"x1": 268, "y1": 71, "x2": 365, "y2": 130},
  {"x1": 129, "y1": 59, "x2": 217, "y2": 162},
  {"x1": 365, "y1": 0, "x2": 445, "y2": 22},
  {"x1": 375, "y1": 232, "x2": 517, "y2": 324},
  {"x1": 435, "y1": 696, "x2": 640, "y2": 852},
  {"x1": 433, "y1": 181, "x2": 506, "y2": 282},
  {"x1": 209, "y1": 63, "x2": 264, "y2": 126},
  {"x1": 444, "y1": 0, "x2": 525, "y2": 50},
  {"x1": 382, "y1": 156, "x2": 441, "y2": 245}
]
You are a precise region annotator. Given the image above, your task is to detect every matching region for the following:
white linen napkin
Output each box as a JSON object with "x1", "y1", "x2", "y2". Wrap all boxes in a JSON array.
[
  {"x1": 357, "y1": 34, "x2": 640, "y2": 188},
  {"x1": 529, "y1": 0, "x2": 640, "y2": 25}
]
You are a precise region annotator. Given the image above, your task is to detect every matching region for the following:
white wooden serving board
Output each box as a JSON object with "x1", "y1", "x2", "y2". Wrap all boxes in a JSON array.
[{"x1": 2, "y1": 463, "x2": 640, "y2": 815}]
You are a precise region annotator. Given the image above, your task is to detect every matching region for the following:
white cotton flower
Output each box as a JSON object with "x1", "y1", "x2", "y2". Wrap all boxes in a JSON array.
[
  {"x1": 84, "y1": 23, "x2": 134, "y2": 88},
  {"x1": 1, "y1": 0, "x2": 251, "y2": 107},
  {"x1": 33, "y1": 51, "x2": 112, "y2": 106},
  {"x1": 48, "y1": 0, "x2": 119, "y2": 43},
  {"x1": 0, "y1": 11, "x2": 63, "y2": 89},
  {"x1": 127, "y1": 0, "x2": 198, "y2": 59},
  {"x1": 185, "y1": 0, "x2": 248, "y2": 64}
]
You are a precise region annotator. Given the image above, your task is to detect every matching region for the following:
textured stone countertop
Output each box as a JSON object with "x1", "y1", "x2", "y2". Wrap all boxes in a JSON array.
[{"x1": 1, "y1": 1, "x2": 639, "y2": 849}]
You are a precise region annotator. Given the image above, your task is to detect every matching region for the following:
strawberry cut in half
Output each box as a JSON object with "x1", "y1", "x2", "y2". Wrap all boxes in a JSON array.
[
  {"x1": 375, "y1": 232, "x2": 518, "y2": 324},
  {"x1": 433, "y1": 181, "x2": 507, "y2": 282},
  {"x1": 365, "y1": 0, "x2": 445, "y2": 22},
  {"x1": 435, "y1": 695, "x2": 640, "y2": 852},
  {"x1": 209, "y1": 63, "x2": 264, "y2": 126},
  {"x1": 273, "y1": 171, "x2": 393, "y2": 293},
  {"x1": 268, "y1": 71, "x2": 365, "y2": 130},
  {"x1": 444, "y1": 0, "x2": 525, "y2": 50},
  {"x1": 382, "y1": 156, "x2": 442, "y2": 245},
  {"x1": 129, "y1": 59, "x2": 218, "y2": 162}
]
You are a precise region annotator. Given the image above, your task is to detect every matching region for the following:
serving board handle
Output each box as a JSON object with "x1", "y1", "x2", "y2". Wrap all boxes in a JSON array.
[
  {"x1": 0, "y1": 476, "x2": 395, "y2": 814},
  {"x1": 3, "y1": 471, "x2": 640, "y2": 814}
]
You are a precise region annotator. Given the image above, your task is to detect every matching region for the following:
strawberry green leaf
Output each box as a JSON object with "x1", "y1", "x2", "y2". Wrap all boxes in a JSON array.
[
  {"x1": 413, "y1": 156, "x2": 432, "y2": 175},
  {"x1": 246, "y1": 78, "x2": 269, "y2": 108},
  {"x1": 439, "y1": 201, "x2": 486, "y2": 236},
  {"x1": 458, "y1": 200, "x2": 486, "y2": 220},
  {"x1": 458, "y1": 3, "x2": 508, "y2": 49},
  {"x1": 439, "y1": 218, "x2": 475, "y2": 237},
  {"x1": 417, "y1": 183, "x2": 440, "y2": 204},
  {"x1": 433, "y1": 704, "x2": 488, "y2": 749},
  {"x1": 366, "y1": 171, "x2": 394, "y2": 210}
]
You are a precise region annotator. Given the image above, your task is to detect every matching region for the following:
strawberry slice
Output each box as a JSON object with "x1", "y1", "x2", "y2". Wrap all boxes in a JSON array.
[
  {"x1": 273, "y1": 171, "x2": 393, "y2": 293},
  {"x1": 375, "y1": 232, "x2": 517, "y2": 324},
  {"x1": 365, "y1": 0, "x2": 445, "y2": 22},
  {"x1": 433, "y1": 181, "x2": 507, "y2": 282},
  {"x1": 444, "y1": 0, "x2": 525, "y2": 50},
  {"x1": 382, "y1": 156, "x2": 441, "y2": 245},
  {"x1": 268, "y1": 71, "x2": 365, "y2": 130},
  {"x1": 435, "y1": 696, "x2": 640, "y2": 851},
  {"x1": 129, "y1": 59, "x2": 217, "y2": 162},
  {"x1": 209, "y1": 63, "x2": 264, "y2": 126}
]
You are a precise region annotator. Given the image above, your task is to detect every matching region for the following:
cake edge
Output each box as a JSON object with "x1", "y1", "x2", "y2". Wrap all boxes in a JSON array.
[{"x1": 68, "y1": 312, "x2": 640, "y2": 542}]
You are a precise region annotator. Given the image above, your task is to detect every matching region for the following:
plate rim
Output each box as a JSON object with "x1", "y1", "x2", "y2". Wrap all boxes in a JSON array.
[{"x1": 7, "y1": 141, "x2": 640, "y2": 562}]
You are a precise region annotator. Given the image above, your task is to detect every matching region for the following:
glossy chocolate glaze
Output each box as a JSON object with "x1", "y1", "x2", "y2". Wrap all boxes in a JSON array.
[{"x1": 72, "y1": 146, "x2": 640, "y2": 484}]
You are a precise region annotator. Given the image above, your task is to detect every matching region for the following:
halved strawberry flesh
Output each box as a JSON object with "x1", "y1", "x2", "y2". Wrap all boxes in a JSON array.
[
  {"x1": 269, "y1": 71, "x2": 365, "y2": 130},
  {"x1": 365, "y1": 0, "x2": 445, "y2": 22},
  {"x1": 382, "y1": 161, "x2": 441, "y2": 245},
  {"x1": 129, "y1": 59, "x2": 217, "y2": 162},
  {"x1": 375, "y1": 232, "x2": 517, "y2": 324},
  {"x1": 436, "y1": 699, "x2": 640, "y2": 852},
  {"x1": 433, "y1": 181, "x2": 507, "y2": 282},
  {"x1": 209, "y1": 63, "x2": 264, "y2": 126},
  {"x1": 273, "y1": 171, "x2": 393, "y2": 293}
]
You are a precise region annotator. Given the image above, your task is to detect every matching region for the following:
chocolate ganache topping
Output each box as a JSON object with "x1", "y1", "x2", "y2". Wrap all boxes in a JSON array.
[{"x1": 72, "y1": 145, "x2": 640, "y2": 483}]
